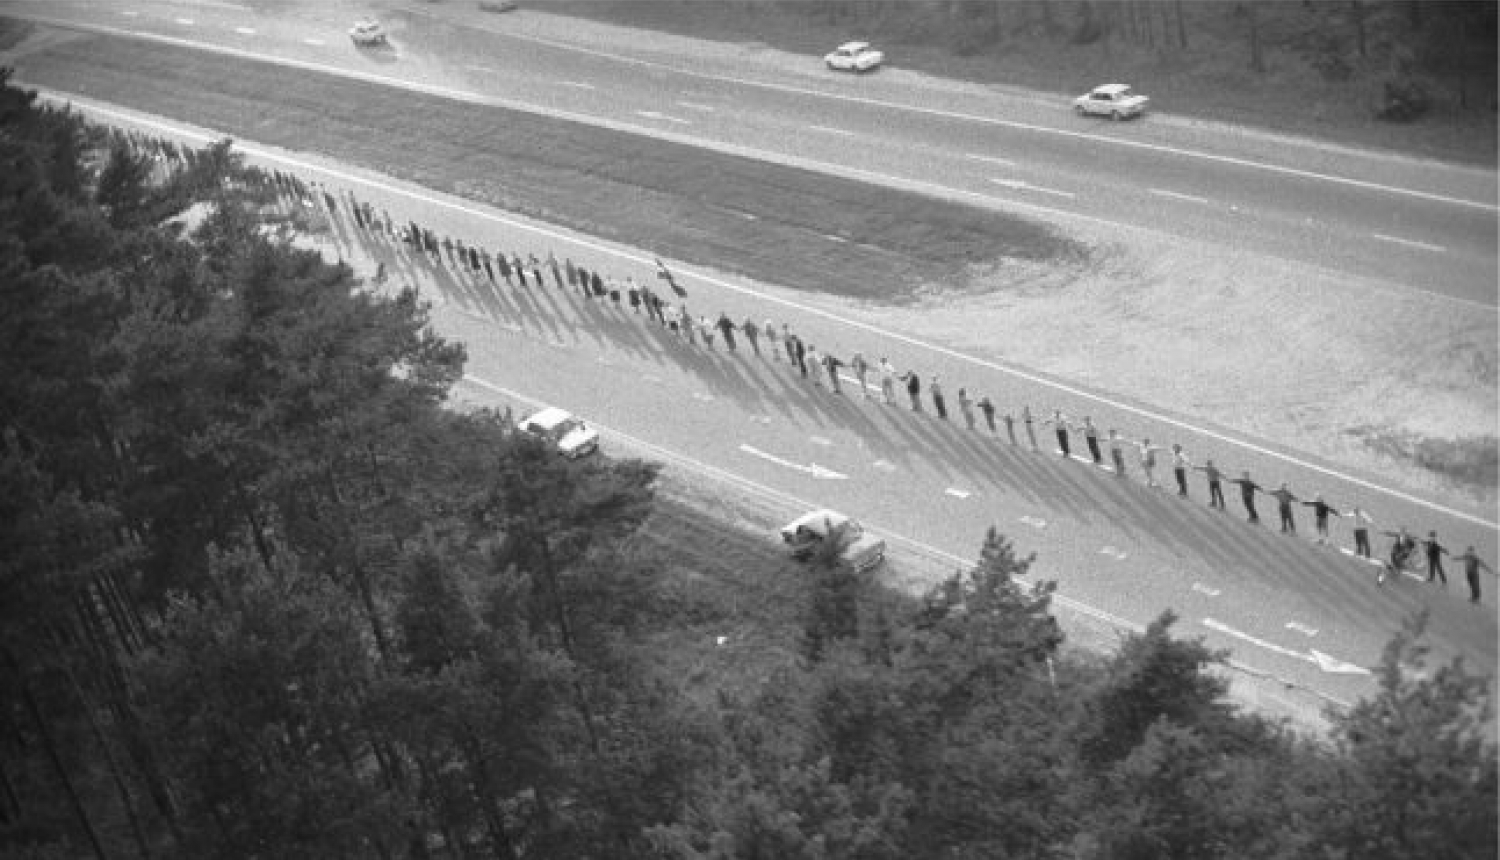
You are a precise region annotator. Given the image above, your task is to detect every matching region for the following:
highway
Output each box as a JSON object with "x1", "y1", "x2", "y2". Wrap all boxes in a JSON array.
[{"x1": 2, "y1": 0, "x2": 1494, "y2": 729}]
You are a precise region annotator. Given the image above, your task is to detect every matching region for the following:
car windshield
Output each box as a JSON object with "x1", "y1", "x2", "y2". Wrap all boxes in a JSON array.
[{"x1": 558, "y1": 420, "x2": 584, "y2": 438}]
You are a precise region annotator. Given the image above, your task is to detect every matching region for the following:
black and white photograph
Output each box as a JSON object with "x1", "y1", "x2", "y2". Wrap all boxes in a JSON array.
[{"x1": 0, "y1": 1, "x2": 1494, "y2": 857}]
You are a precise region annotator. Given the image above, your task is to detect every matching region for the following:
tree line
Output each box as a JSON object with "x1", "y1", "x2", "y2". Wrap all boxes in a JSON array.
[{"x1": 0, "y1": 69, "x2": 1494, "y2": 859}]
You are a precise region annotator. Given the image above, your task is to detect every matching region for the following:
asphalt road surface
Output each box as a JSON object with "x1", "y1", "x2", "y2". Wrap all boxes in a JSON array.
[{"x1": 4, "y1": 0, "x2": 1495, "y2": 729}]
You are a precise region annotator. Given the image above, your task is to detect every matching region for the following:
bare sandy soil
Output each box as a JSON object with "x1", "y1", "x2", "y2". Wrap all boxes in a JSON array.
[
  {"x1": 7, "y1": 2, "x2": 1495, "y2": 515},
  {"x1": 409, "y1": 3, "x2": 1498, "y2": 510}
]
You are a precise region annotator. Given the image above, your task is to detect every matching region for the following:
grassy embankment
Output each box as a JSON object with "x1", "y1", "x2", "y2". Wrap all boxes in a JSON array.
[{"x1": 7, "y1": 29, "x2": 1082, "y2": 305}]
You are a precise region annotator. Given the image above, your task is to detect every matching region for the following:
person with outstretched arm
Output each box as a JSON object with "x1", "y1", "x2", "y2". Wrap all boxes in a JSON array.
[
  {"x1": 1194, "y1": 458, "x2": 1226, "y2": 509},
  {"x1": 1301, "y1": 494, "x2": 1341, "y2": 544},
  {"x1": 1268, "y1": 483, "x2": 1298, "y2": 533},
  {"x1": 1456, "y1": 547, "x2": 1493, "y2": 604}
]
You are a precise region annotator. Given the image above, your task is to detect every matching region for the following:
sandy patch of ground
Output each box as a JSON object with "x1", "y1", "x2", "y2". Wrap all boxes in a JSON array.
[{"x1": 873, "y1": 225, "x2": 1497, "y2": 508}]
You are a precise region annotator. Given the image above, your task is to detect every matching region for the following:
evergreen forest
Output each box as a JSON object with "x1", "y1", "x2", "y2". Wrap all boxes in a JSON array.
[{"x1": 0, "y1": 70, "x2": 1494, "y2": 860}]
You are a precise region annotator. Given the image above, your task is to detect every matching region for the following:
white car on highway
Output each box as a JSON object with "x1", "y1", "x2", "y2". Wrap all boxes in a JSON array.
[
  {"x1": 348, "y1": 19, "x2": 387, "y2": 47},
  {"x1": 780, "y1": 509, "x2": 887, "y2": 572},
  {"x1": 519, "y1": 407, "x2": 600, "y2": 458},
  {"x1": 824, "y1": 41, "x2": 884, "y2": 73},
  {"x1": 1073, "y1": 83, "x2": 1149, "y2": 119}
]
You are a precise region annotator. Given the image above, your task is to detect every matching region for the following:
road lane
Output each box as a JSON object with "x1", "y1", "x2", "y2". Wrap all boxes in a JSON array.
[
  {"x1": 4, "y1": 0, "x2": 1495, "y2": 304},
  {"x1": 9, "y1": 6, "x2": 1494, "y2": 720}
]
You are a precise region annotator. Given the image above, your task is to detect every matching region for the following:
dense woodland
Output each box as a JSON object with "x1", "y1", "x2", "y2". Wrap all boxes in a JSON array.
[{"x1": 0, "y1": 70, "x2": 1495, "y2": 859}]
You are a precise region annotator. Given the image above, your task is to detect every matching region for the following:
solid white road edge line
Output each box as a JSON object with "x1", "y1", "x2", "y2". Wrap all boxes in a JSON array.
[
  {"x1": 14, "y1": 14, "x2": 1491, "y2": 312},
  {"x1": 45, "y1": 96, "x2": 1498, "y2": 532},
  {"x1": 1371, "y1": 233, "x2": 1447, "y2": 253},
  {"x1": 457, "y1": 373, "x2": 1353, "y2": 708},
  {"x1": 440, "y1": 13, "x2": 1498, "y2": 214}
]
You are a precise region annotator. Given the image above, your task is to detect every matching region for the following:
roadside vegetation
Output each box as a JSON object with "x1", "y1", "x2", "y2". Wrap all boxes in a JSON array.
[
  {"x1": 5, "y1": 28, "x2": 1085, "y2": 304},
  {"x1": 3, "y1": 72, "x2": 1495, "y2": 860},
  {"x1": 554, "y1": 0, "x2": 1498, "y2": 163}
]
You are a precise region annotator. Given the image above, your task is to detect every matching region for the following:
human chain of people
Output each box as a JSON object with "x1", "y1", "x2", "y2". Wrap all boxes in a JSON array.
[{"x1": 105, "y1": 126, "x2": 1496, "y2": 609}]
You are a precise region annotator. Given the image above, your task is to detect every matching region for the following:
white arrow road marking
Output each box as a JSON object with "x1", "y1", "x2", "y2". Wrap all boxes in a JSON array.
[
  {"x1": 1285, "y1": 621, "x2": 1320, "y2": 637},
  {"x1": 1019, "y1": 515, "x2": 1048, "y2": 529},
  {"x1": 1203, "y1": 618, "x2": 1370, "y2": 676},
  {"x1": 1192, "y1": 583, "x2": 1222, "y2": 597},
  {"x1": 739, "y1": 444, "x2": 848, "y2": 479},
  {"x1": 1099, "y1": 546, "x2": 1128, "y2": 560},
  {"x1": 964, "y1": 153, "x2": 1015, "y2": 167},
  {"x1": 1149, "y1": 187, "x2": 1211, "y2": 205},
  {"x1": 234, "y1": 26, "x2": 257, "y2": 35},
  {"x1": 989, "y1": 177, "x2": 1076, "y2": 199},
  {"x1": 1372, "y1": 233, "x2": 1446, "y2": 253},
  {"x1": 945, "y1": 487, "x2": 972, "y2": 499},
  {"x1": 634, "y1": 110, "x2": 691, "y2": 125},
  {"x1": 1310, "y1": 650, "x2": 1370, "y2": 675}
]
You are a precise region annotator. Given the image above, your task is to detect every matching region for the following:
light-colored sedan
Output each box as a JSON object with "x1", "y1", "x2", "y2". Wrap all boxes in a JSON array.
[
  {"x1": 1073, "y1": 83, "x2": 1149, "y2": 119},
  {"x1": 519, "y1": 407, "x2": 599, "y2": 458},
  {"x1": 824, "y1": 41, "x2": 885, "y2": 73},
  {"x1": 349, "y1": 19, "x2": 387, "y2": 47},
  {"x1": 780, "y1": 509, "x2": 887, "y2": 572}
]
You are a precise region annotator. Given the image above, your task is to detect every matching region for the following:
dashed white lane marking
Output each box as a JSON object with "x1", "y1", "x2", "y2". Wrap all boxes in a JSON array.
[
  {"x1": 465, "y1": 64, "x2": 498, "y2": 73},
  {"x1": 677, "y1": 101, "x2": 716, "y2": 112},
  {"x1": 1285, "y1": 621, "x2": 1320, "y2": 637},
  {"x1": 691, "y1": 392, "x2": 714, "y2": 402},
  {"x1": 823, "y1": 233, "x2": 848, "y2": 243},
  {"x1": 738, "y1": 444, "x2": 848, "y2": 480},
  {"x1": 174, "y1": 17, "x2": 195, "y2": 25},
  {"x1": 1192, "y1": 583, "x2": 1222, "y2": 597},
  {"x1": 990, "y1": 177, "x2": 1076, "y2": 199},
  {"x1": 61, "y1": 99, "x2": 1493, "y2": 530},
  {"x1": 1019, "y1": 515, "x2": 1048, "y2": 529},
  {"x1": 750, "y1": 415, "x2": 772, "y2": 425},
  {"x1": 1203, "y1": 619, "x2": 1369, "y2": 675},
  {"x1": 121, "y1": 10, "x2": 139, "y2": 16},
  {"x1": 413, "y1": 19, "x2": 1498, "y2": 214},
  {"x1": 964, "y1": 153, "x2": 1015, "y2": 167},
  {"x1": 233, "y1": 27, "x2": 256, "y2": 36},
  {"x1": 944, "y1": 487, "x2": 972, "y2": 499},
  {"x1": 872, "y1": 459, "x2": 897, "y2": 472},
  {"x1": 460, "y1": 373, "x2": 1347, "y2": 704},
  {"x1": 1100, "y1": 546, "x2": 1129, "y2": 560},
  {"x1": 808, "y1": 125, "x2": 856, "y2": 136},
  {"x1": 634, "y1": 110, "x2": 691, "y2": 125},
  {"x1": 302, "y1": 37, "x2": 325, "y2": 46},
  {"x1": 1372, "y1": 233, "x2": 1446, "y2": 253},
  {"x1": 809, "y1": 436, "x2": 833, "y2": 446},
  {"x1": 1149, "y1": 187, "x2": 1211, "y2": 205},
  {"x1": 559, "y1": 80, "x2": 596, "y2": 90}
]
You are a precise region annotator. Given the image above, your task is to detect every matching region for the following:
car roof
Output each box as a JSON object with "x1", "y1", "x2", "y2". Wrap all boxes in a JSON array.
[
  {"x1": 1094, "y1": 83, "x2": 1132, "y2": 94},
  {"x1": 523, "y1": 406, "x2": 573, "y2": 428},
  {"x1": 838, "y1": 41, "x2": 871, "y2": 52},
  {"x1": 790, "y1": 509, "x2": 851, "y2": 531}
]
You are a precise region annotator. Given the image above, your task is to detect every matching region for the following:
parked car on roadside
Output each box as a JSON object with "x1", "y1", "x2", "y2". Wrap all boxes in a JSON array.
[
  {"x1": 518, "y1": 407, "x2": 600, "y2": 458},
  {"x1": 1073, "y1": 83, "x2": 1149, "y2": 119},
  {"x1": 780, "y1": 509, "x2": 887, "y2": 572},
  {"x1": 824, "y1": 41, "x2": 885, "y2": 73},
  {"x1": 349, "y1": 19, "x2": 387, "y2": 47}
]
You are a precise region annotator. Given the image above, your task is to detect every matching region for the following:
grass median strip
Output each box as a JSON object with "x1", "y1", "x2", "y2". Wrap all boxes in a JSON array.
[{"x1": 10, "y1": 28, "x2": 1085, "y2": 303}]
